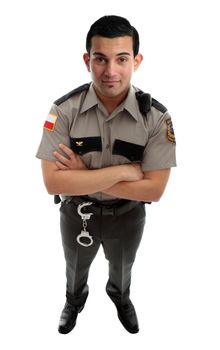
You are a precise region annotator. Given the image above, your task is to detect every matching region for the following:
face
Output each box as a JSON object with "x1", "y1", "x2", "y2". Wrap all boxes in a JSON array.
[{"x1": 83, "y1": 35, "x2": 143, "y2": 100}]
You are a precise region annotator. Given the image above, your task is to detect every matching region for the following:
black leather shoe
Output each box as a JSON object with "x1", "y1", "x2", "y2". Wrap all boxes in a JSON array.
[
  {"x1": 115, "y1": 300, "x2": 139, "y2": 334},
  {"x1": 58, "y1": 302, "x2": 84, "y2": 334}
]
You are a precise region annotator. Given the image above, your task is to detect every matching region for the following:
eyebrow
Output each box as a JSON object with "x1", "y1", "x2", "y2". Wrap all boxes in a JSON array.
[{"x1": 93, "y1": 52, "x2": 131, "y2": 57}]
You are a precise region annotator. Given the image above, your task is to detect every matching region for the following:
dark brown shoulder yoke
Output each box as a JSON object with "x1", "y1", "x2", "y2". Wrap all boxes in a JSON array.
[
  {"x1": 135, "y1": 90, "x2": 167, "y2": 115},
  {"x1": 54, "y1": 83, "x2": 90, "y2": 106}
]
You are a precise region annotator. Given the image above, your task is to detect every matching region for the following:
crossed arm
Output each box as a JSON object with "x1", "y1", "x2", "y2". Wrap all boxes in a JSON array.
[{"x1": 41, "y1": 144, "x2": 170, "y2": 202}]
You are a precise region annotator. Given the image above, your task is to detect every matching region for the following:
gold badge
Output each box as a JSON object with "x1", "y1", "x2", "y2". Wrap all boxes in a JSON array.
[
  {"x1": 76, "y1": 141, "x2": 83, "y2": 146},
  {"x1": 165, "y1": 118, "x2": 176, "y2": 144}
]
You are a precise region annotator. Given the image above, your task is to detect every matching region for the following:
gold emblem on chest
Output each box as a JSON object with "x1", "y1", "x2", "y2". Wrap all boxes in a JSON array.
[{"x1": 75, "y1": 141, "x2": 84, "y2": 146}]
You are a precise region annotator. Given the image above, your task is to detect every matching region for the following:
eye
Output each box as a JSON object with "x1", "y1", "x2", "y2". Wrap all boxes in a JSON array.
[
  {"x1": 94, "y1": 57, "x2": 107, "y2": 64},
  {"x1": 118, "y1": 56, "x2": 128, "y2": 64}
]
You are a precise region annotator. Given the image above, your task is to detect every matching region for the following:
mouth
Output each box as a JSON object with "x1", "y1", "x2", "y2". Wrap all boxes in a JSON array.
[{"x1": 102, "y1": 80, "x2": 120, "y2": 84}]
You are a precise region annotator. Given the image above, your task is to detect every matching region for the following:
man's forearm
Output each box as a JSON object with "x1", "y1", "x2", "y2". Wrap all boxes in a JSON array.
[
  {"x1": 45, "y1": 167, "x2": 124, "y2": 196},
  {"x1": 42, "y1": 161, "x2": 142, "y2": 196},
  {"x1": 103, "y1": 179, "x2": 164, "y2": 202},
  {"x1": 103, "y1": 169, "x2": 171, "y2": 201}
]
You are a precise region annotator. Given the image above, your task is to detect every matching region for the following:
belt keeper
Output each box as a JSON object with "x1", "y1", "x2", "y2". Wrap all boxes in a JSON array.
[{"x1": 101, "y1": 206, "x2": 116, "y2": 216}]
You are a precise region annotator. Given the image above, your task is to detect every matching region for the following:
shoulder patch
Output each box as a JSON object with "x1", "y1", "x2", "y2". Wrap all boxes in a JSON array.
[
  {"x1": 44, "y1": 113, "x2": 58, "y2": 131},
  {"x1": 152, "y1": 98, "x2": 167, "y2": 113},
  {"x1": 165, "y1": 118, "x2": 176, "y2": 143},
  {"x1": 54, "y1": 83, "x2": 90, "y2": 106}
]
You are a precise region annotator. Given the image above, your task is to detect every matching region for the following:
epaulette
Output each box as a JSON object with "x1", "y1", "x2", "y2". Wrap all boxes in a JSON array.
[
  {"x1": 152, "y1": 98, "x2": 167, "y2": 113},
  {"x1": 54, "y1": 83, "x2": 90, "y2": 106},
  {"x1": 135, "y1": 90, "x2": 167, "y2": 116}
]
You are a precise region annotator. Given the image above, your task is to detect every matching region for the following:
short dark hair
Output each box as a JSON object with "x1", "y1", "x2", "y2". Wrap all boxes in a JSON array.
[{"x1": 86, "y1": 15, "x2": 140, "y2": 56}]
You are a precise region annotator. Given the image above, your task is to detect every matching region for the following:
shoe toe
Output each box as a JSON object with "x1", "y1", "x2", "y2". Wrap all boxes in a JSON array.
[
  {"x1": 58, "y1": 302, "x2": 81, "y2": 334},
  {"x1": 117, "y1": 301, "x2": 139, "y2": 334}
]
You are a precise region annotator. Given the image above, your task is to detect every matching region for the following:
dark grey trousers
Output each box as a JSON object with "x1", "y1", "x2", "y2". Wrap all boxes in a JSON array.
[{"x1": 59, "y1": 199, "x2": 146, "y2": 307}]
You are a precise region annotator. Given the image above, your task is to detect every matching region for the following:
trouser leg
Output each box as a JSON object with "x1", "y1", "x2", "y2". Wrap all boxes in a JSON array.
[
  {"x1": 102, "y1": 202, "x2": 146, "y2": 305},
  {"x1": 60, "y1": 200, "x2": 100, "y2": 307}
]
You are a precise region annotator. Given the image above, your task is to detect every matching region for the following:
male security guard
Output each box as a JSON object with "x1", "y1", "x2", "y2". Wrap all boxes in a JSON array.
[{"x1": 36, "y1": 15, "x2": 176, "y2": 334}]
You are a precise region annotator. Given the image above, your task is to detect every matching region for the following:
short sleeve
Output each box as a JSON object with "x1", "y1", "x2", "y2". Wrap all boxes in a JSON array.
[
  {"x1": 36, "y1": 104, "x2": 70, "y2": 161},
  {"x1": 141, "y1": 111, "x2": 177, "y2": 171}
]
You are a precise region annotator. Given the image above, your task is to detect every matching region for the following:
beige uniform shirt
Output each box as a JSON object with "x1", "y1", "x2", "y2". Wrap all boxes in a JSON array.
[{"x1": 36, "y1": 83, "x2": 176, "y2": 200}]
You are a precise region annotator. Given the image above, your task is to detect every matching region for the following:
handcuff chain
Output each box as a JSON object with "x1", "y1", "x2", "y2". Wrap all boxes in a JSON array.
[{"x1": 82, "y1": 219, "x2": 87, "y2": 232}]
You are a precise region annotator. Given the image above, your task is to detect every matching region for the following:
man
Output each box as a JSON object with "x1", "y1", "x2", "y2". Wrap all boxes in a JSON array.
[{"x1": 36, "y1": 15, "x2": 176, "y2": 334}]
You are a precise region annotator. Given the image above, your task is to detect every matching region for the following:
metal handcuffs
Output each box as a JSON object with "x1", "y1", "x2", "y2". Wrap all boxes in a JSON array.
[{"x1": 76, "y1": 202, "x2": 94, "y2": 247}]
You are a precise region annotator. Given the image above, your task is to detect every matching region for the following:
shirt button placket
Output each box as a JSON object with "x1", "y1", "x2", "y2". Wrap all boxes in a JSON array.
[{"x1": 102, "y1": 121, "x2": 111, "y2": 166}]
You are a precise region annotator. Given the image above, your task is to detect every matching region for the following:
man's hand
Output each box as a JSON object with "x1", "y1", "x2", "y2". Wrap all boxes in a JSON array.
[
  {"x1": 53, "y1": 143, "x2": 87, "y2": 170},
  {"x1": 123, "y1": 163, "x2": 144, "y2": 182}
]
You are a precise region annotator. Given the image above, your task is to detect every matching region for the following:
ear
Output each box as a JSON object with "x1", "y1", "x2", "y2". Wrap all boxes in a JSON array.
[
  {"x1": 133, "y1": 53, "x2": 143, "y2": 72},
  {"x1": 83, "y1": 53, "x2": 91, "y2": 72}
]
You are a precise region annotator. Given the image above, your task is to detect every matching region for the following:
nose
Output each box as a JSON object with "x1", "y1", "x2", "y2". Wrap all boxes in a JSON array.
[{"x1": 104, "y1": 61, "x2": 117, "y2": 78}]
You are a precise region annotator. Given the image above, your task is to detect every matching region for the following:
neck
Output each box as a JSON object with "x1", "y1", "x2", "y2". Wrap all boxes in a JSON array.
[{"x1": 93, "y1": 86, "x2": 129, "y2": 114}]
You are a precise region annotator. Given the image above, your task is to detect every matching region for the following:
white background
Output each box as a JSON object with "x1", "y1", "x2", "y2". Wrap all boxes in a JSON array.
[{"x1": 0, "y1": 0, "x2": 220, "y2": 349}]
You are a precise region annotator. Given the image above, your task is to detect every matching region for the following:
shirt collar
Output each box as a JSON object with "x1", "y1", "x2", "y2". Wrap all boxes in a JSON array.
[
  {"x1": 80, "y1": 84, "x2": 139, "y2": 121},
  {"x1": 80, "y1": 83, "x2": 99, "y2": 114},
  {"x1": 122, "y1": 86, "x2": 139, "y2": 121}
]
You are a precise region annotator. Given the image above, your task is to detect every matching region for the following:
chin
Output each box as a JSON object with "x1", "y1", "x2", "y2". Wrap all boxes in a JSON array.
[
  {"x1": 102, "y1": 85, "x2": 124, "y2": 95},
  {"x1": 105, "y1": 90, "x2": 122, "y2": 98}
]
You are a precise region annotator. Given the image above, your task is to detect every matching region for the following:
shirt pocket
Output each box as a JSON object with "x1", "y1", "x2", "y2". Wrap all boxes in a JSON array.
[{"x1": 112, "y1": 139, "x2": 145, "y2": 162}]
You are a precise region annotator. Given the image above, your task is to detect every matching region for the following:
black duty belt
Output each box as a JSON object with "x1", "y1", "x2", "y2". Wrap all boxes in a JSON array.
[{"x1": 61, "y1": 195, "x2": 140, "y2": 216}]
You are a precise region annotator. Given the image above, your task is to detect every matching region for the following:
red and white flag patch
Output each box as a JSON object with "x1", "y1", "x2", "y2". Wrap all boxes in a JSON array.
[{"x1": 44, "y1": 113, "x2": 58, "y2": 131}]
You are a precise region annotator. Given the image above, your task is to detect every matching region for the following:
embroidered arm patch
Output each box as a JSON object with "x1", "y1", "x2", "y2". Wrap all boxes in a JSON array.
[
  {"x1": 43, "y1": 113, "x2": 58, "y2": 131},
  {"x1": 165, "y1": 118, "x2": 176, "y2": 144}
]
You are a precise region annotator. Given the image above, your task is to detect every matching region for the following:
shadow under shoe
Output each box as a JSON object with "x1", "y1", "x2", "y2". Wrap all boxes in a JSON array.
[{"x1": 58, "y1": 302, "x2": 84, "y2": 334}]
